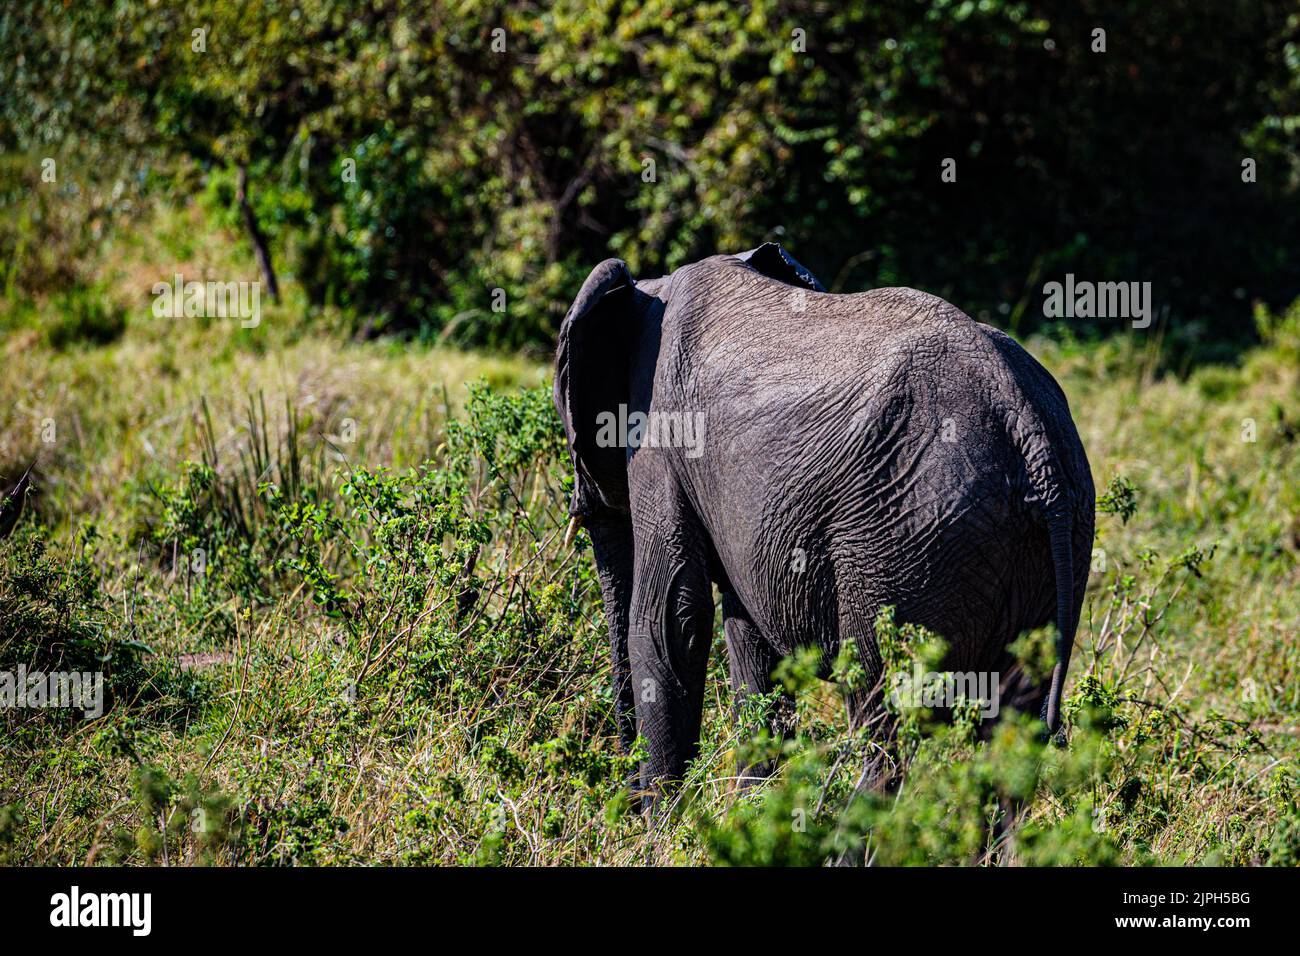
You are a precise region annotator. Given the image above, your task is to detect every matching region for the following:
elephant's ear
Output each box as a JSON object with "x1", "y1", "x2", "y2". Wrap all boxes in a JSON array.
[
  {"x1": 733, "y1": 242, "x2": 826, "y2": 292},
  {"x1": 554, "y1": 258, "x2": 636, "y2": 517}
]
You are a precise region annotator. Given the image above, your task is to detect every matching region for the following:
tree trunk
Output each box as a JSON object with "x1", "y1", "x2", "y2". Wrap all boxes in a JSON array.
[{"x1": 236, "y1": 164, "x2": 280, "y2": 304}]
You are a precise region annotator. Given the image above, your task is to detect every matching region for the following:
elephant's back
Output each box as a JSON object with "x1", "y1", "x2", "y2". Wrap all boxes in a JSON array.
[
  {"x1": 672, "y1": 272, "x2": 1090, "y2": 662},
  {"x1": 678, "y1": 275, "x2": 1088, "y2": 510},
  {"x1": 679, "y1": 274, "x2": 1006, "y2": 407}
]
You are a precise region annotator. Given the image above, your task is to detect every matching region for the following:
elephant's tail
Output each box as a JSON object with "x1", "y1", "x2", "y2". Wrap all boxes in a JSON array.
[
  {"x1": 1044, "y1": 512, "x2": 1074, "y2": 736},
  {"x1": 1012, "y1": 400, "x2": 1079, "y2": 736}
]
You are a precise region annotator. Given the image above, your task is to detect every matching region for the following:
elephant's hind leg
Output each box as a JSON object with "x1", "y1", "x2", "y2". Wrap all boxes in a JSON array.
[
  {"x1": 721, "y1": 590, "x2": 794, "y2": 788},
  {"x1": 836, "y1": 605, "x2": 900, "y2": 798}
]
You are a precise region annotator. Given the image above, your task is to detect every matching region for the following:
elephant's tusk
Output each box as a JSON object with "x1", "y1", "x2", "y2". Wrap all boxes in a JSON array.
[{"x1": 563, "y1": 515, "x2": 584, "y2": 548}]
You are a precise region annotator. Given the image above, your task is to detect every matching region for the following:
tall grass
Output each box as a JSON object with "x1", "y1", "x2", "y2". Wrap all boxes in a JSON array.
[{"x1": 2, "y1": 204, "x2": 1298, "y2": 865}]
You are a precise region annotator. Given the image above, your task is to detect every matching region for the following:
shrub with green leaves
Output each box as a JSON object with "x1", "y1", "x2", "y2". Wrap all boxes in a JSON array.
[
  {"x1": 5, "y1": 1, "x2": 1297, "y2": 346},
  {"x1": 1, "y1": 369, "x2": 1296, "y2": 865}
]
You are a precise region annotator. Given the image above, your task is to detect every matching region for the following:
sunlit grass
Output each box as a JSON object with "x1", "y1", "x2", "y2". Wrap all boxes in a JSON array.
[{"x1": 2, "y1": 211, "x2": 1298, "y2": 865}]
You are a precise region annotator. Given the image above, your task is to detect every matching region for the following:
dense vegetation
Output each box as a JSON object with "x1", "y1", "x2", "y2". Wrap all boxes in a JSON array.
[
  {"x1": 2, "y1": 3, "x2": 1299, "y2": 865},
  {"x1": 4, "y1": 1, "x2": 1298, "y2": 348},
  {"x1": 1, "y1": 206, "x2": 1298, "y2": 864}
]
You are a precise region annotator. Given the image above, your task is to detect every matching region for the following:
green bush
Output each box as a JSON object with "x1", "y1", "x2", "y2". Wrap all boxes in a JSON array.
[
  {"x1": 44, "y1": 287, "x2": 127, "y2": 349},
  {"x1": 1, "y1": 379, "x2": 1293, "y2": 865},
  {"x1": 0, "y1": 526, "x2": 205, "y2": 739},
  {"x1": 4, "y1": 1, "x2": 1297, "y2": 346}
]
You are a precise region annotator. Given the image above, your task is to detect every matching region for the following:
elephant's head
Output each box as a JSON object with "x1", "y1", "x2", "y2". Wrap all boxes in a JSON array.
[{"x1": 553, "y1": 242, "x2": 825, "y2": 528}]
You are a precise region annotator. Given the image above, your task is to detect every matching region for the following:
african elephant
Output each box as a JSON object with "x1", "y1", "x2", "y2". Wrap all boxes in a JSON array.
[{"x1": 553, "y1": 243, "x2": 1094, "y2": 804}]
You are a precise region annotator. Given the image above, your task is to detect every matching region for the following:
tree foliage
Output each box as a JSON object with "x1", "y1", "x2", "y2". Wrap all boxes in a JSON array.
[{"x1": 3, "y1": 0, "x2": 1298, "y2": 347}]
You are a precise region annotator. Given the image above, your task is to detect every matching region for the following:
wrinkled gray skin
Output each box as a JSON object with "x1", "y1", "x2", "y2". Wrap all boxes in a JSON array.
[{"x1": 554, "y1": 243, "x2": 1094, "y2": 806}]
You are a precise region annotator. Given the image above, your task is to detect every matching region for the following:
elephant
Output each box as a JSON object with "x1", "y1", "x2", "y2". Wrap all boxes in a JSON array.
[{"x1": 553, "y1": 243, "x2": 1095, "y2": 805}]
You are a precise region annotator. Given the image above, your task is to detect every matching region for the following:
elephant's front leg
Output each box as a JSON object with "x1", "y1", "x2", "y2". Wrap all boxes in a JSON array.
[
  {"x1": 722, "y1": 590, "x2": 795, "y2": 788},
  {"x1": 582, "y1": 511, "x2": 637, "y2": 755},
  {"x1": 627, "y1": 502, "x2": 715, "y2": 810}
]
